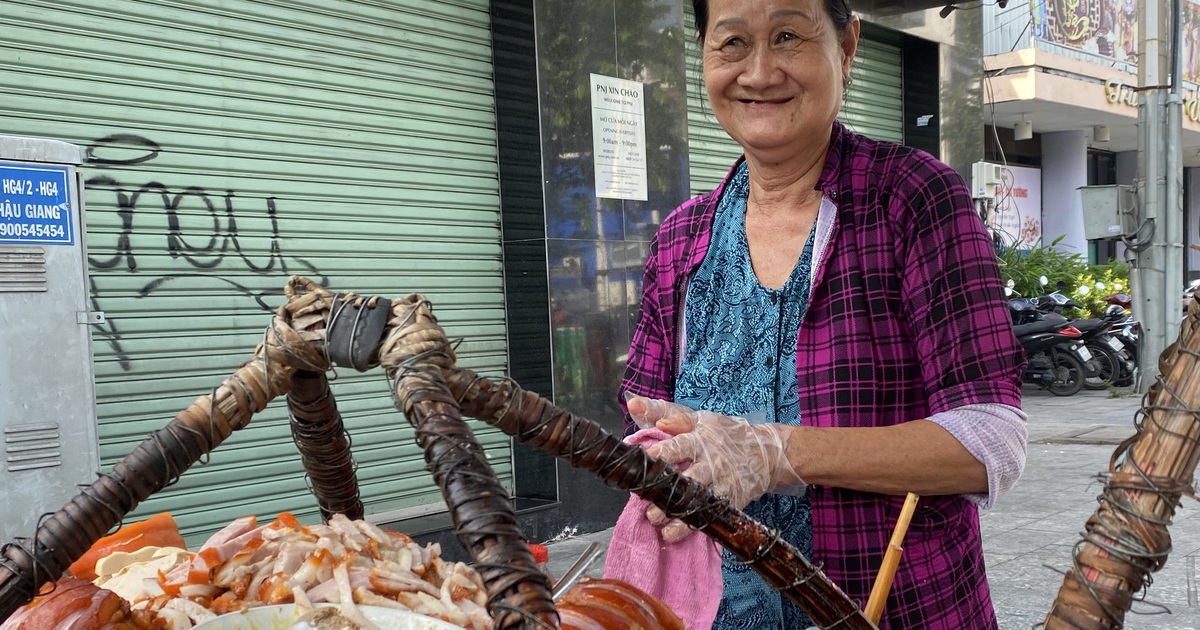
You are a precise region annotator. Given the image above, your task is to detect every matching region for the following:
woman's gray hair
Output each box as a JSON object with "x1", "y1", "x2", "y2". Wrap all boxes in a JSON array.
[{"x1": 690, "y1": 0, "x2": 854, "y2": 42}]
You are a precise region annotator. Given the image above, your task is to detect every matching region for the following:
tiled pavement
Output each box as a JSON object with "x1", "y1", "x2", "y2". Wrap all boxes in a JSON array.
[
  {"x1": 986, "y1": 388, "x2": 1198, "y2": 629},
  {"x1": 543, "y1": 387, "x2": 1200, "y2": 629}
]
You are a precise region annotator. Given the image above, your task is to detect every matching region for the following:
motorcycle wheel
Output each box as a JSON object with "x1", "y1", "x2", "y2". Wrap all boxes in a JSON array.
[
  {"x1": 1047, "y1": 348, "x2": 1085, "y2": 396},
  {"x1": 1083, "y1": 342, "x2": 1119, "y2": 391},
  {"x1": 1114, "y1": 343, "x2": 1136, "y2": 387}
]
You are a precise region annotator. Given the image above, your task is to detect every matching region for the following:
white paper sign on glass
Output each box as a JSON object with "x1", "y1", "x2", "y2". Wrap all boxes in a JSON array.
[{"x1": 590, "y1": 73, "x2": 647, "y2": 201}]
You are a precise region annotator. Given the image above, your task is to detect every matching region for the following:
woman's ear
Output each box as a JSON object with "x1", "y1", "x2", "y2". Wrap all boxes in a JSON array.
[{"x1": 841, "y1": 16, "x2": 861, "y2": 79}]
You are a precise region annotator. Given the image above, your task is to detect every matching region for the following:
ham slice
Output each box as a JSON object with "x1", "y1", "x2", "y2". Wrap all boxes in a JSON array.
[
  {"x1": 198, "y1": 516, "x2": 259, "y2": 554},
  {"x1": 0, "y1": 577, "x2": 133, "y2": 630}
]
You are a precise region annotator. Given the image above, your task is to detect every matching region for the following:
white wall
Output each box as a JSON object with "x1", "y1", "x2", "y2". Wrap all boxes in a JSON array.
[{"x1": 1040, "y1": 130, "x2": 1089, "y2": 254}]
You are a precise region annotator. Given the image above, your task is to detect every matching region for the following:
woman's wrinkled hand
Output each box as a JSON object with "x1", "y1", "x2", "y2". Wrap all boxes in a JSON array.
[{"x1": 626, "y1": 397, "x2": 805, "y2": 543}]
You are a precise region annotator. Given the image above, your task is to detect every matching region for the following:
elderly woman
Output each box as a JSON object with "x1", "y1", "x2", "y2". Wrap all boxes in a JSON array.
[{"x1": 619, "y1": 0, "x2": 1027, "y2": 628}]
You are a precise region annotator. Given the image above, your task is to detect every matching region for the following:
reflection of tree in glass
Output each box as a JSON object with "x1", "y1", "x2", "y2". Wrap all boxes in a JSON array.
[
  {"x1": 936, "y1": 6, "x2": 984, "y2": 179},
  {"x1": 538, "y1": 0, "x2": 685, "y2": 237}
]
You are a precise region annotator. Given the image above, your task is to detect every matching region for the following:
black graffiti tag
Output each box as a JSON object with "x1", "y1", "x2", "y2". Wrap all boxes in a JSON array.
[
  {"x1": 85, "y1": 133, "x2": 162, "y2": 166},
  {"x1": 84, "y1": 134, "x2": 327, "y2": 371}
]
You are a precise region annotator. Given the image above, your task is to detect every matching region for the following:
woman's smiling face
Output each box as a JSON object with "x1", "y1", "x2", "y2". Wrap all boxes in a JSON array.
[{"x1": 701, "y1": 0, "x2": 858, "y2": 160}]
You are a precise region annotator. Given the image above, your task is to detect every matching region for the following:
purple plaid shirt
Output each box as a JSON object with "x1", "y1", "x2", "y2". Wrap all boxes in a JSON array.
[{"x1": 621, "y1": 122, "x2": 1023, "y2": 629}]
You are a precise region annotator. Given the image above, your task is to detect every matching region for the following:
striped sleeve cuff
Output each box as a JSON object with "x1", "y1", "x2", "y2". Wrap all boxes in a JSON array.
[{"x1": 929, "y1": 403, "x2": 1028, "y2": 510}]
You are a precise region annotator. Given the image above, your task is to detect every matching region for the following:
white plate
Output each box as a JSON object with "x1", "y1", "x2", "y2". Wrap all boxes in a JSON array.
[{"x1": 191, "y1": 604, "x2": 463, "y2": 630}]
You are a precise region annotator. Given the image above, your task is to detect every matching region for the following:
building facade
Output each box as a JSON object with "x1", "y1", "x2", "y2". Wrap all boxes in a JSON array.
[
  {"x1": 0, "y1": 0, "x2": 986, "y2": 549},
  {"x1": 983, "y1": 0, "x2": 1200, "y2": 271}
]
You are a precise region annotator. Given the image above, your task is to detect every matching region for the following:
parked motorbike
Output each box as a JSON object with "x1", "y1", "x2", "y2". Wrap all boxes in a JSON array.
[
  {"x1": 1106, "y1": 290, "x2": 1131, "y2": 312},
  {"x1": 1006, "y1": 283, "x2": 1092, "y2": 396},
  {"x1": 1020, "y1": 281, "x2": 1135, "y2": 390},
  {"x1": 1184, "y1": 279, "x2": 1200, "y2": 314},
  {"x1": 1083, "y1": 307, "x2": 1137, "y2": 389},
  {"x1": 1099, "y1": 283, "x2": 1139, "y2": 387},
  {"x1": 1011, "y1": 315, "x2": 1089, "y2": 396},
  {"x1": 1046, "y1": 294, "x2": 1134, "y2": 390}
]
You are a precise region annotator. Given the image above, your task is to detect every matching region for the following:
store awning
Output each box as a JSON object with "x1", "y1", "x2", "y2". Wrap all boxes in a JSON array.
[{"x1": 984, "y1": 48, "x2": 1200, "y2": 167}]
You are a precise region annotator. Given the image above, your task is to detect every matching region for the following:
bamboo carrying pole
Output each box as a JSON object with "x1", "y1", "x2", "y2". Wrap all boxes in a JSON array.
[
  {"x1": 378, "y1": 296, "x2": 558, "y2": 630},
  {"x1": 1043, "y1": 299, "x2": 1200, "y2": 629},
  {"x1": 0, "y1": 281, "x2": 559, "y2": 627},
  {"x1": 0, "y1": 290, "x2": 325, "y2": 620},
  {"x1": 445, "y1": 367, "x2": 877, "y2": 629},
  {"x1": 0, "y1": 278, "x2": 882, "y2": 629},
  {"x1": 863, "y1": 492, "x2": 919, "y2": 624},
  {"x1": 287, "y1": 370, "x2": 364, "y2": 522}
]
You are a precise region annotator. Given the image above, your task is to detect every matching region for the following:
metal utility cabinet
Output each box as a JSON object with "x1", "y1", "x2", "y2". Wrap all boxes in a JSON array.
[{"x1": 0, "y1": 136, "x2": 100, "y2": 539}]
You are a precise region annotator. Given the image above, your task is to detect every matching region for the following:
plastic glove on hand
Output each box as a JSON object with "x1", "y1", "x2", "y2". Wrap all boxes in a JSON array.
[
  {"x1": 624, "y1": 393, "x2": 697, "y2": 434},
  {"x1": 643, "y1": 408, "x2": 805, "y2": 543}
]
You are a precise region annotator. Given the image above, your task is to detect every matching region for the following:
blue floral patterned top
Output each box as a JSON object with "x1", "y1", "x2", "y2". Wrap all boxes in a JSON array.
[{"x1": 674, "y1": 162, "x2": 816, "y2": 629}]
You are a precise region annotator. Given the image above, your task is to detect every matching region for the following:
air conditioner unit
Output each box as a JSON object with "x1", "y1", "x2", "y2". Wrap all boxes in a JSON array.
[{"x1": 971, "y1": 161, "x2": 1005, "y2": 199}]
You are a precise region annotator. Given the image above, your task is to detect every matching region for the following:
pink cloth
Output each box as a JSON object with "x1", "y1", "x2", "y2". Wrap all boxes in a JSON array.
[{"x1": 602, "y1": 428, "x2": 722, "y2": 630}]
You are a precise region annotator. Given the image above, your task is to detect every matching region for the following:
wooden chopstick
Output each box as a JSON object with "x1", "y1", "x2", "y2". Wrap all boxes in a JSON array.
[{"x1": 863, "y1": 492, "x2": 920, "y2": 624}]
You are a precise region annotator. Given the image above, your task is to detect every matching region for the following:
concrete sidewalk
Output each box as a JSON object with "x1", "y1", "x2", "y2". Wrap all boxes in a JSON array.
[
  {"x1": 543, "y1": 388, "x2": 1200, "y2": 629},
  {"x1": 988, "y1": 388, "x2": 1199, "y2": 629}
]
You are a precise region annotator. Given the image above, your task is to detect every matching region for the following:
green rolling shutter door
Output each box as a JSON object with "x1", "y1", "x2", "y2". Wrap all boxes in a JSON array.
[
  {"x1": 684, "y1": 7, "x2": 739, "y2": 196},
  {"x1": 840, "y1": 38, "x2": 905, "y2": 144},
  {"x1": 1, "y1": 0, "x2": 509, "y2": 544},
  {"x1": 684, "y1": 7, "x2": 905, "y2": 195}
]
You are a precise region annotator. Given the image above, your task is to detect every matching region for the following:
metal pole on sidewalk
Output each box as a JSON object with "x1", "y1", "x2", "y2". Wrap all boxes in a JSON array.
[
  {"x1": 1165, "y1": 0, "x2": 1186, "y2": 351},
  {"x1": 1133, "y1": 0, "x2": 1181, "y2": 390}
]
